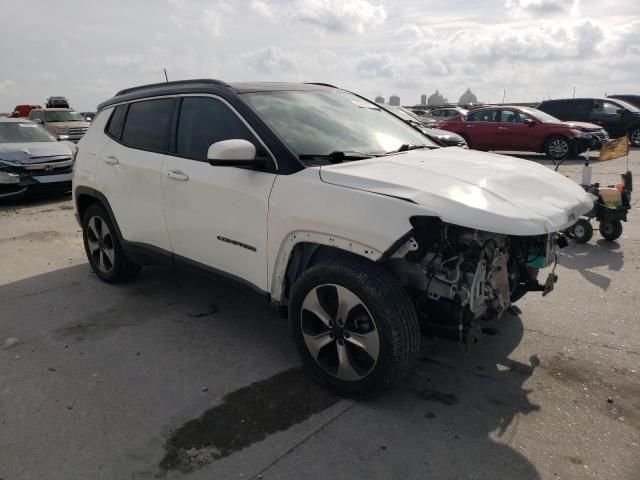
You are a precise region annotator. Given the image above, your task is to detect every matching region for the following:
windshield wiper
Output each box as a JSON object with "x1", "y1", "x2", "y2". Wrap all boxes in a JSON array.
[
  {"x1": 299, "y1": 151, "x2": 374, "y2": 163},
  {"x1": 385, "y1": 144, "x2": 435, "y2": 155}
]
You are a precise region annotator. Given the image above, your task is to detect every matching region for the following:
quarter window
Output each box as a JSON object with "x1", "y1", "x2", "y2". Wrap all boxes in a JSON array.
[
  {"x1": 467, "y1": 110, "x2": 498, "y2": 122},
  {"x1": 121, "y1": 99, "x2": 175, "y2": 152},
  {"x1": 106, "y1": 105, "x2": 127, "y2": 140},
  {"x1": 176, "y1": 97, "x2": 257, "y2": 161}
]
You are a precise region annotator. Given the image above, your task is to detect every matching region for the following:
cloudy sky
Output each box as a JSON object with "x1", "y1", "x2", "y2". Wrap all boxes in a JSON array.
[{"x1": 0, "y1": 0, "x2": 638, "y2": 111}]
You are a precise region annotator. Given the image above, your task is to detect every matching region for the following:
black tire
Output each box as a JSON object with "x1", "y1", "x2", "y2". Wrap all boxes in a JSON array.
[
  {"x1": 599, "y1": 220, "x2": 623, "y2": 241},
  {"x1": 82, "y1": 204, "x2": 140, "y2": 283},
  {"x1": 545, "y1": 136, "x2": 573, "y2": 161},
  {"x1": 459, "y1": 134, "x2": 472, "y2": 149},
  {"x1": 572, "y1": 218, "x2": 593, "y2": 244},
  {"x1": 289, "y1": 257, "x2": 420, "y2": 398},
  {"x1": 630, "y1": 126, "x2": 640, "y2": 147}
]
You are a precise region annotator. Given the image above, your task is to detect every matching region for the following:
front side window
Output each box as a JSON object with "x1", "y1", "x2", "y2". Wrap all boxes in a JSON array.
[
  {"x1": 243, "y1": 89, "x2": 435, "y2": 159},
  {"x1": 593, "y1": 101, "x2": 621, "y2": 115},
  {"x1": 176, "y1": 97, "x2": 258, "y2": 161},
  {"x1": 44, "y1": 111, "x2": 84, "y2": 122},
  {"x1": 467, "y1": 110, "x2": 498, "y2": 122},
  {"x1": 121, "y1": 99, "x2": 175, "y2": 152},
  {"x1": 0, "y1": 122, "x2": 57, "y2": 143},
  {"x1": 498, "y1": 110, "x2": 527, "y2": 123}
]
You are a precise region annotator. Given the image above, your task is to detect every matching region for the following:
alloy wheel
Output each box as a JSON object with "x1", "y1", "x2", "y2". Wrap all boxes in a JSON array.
[
  {"x1": 86, "y1": 216, "x2": 115, "y2": 274},
  {"x1": 300, "y1": 284, "x2": 380, "y2": 381},
  {"x1": 548, "y1": 139, "x2": 569, "y2": 159},
  {"x1": 631, "y1": 128, "x2": 640, "y2": 146}
]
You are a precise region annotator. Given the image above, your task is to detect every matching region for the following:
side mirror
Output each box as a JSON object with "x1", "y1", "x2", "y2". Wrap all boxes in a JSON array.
[
  {"x1": 617, "y1": 108, "x2": 625, "y2": 115},
  {"x1": 57, "y1": 134, "x2": 70, "y2": 141},
  {"x1": 207, "y1": 139, "x2": 264, "y2": 167},
  {"x1": 523, "y1": 118, "x2": 536, "y2": 126}
]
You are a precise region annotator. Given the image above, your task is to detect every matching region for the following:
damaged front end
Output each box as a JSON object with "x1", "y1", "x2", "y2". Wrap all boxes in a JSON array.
[{"x1": 385, "y1": 217, "x2": 567, "y2": 346}]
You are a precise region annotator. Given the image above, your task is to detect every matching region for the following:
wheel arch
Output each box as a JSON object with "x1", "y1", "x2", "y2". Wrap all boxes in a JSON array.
[
  {"x1": 271, "y1": 232, "x2": 387, "y2": 306},
  {"x1": 74, "y1": 186, "x2": 128, "y2": 252}
]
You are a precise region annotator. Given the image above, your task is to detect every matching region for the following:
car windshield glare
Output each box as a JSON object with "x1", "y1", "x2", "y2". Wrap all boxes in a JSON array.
[
  {"x1": 0, "y1": 122, "x2": 57, "y2": 143},
  {"x1": 243, "y1": 90, "x2": 436, "y2": 161},
  {"x1": 520, "y1": 107, "x2": 561, "y2": 123},
  {"x1": 610, "y1": 99, "x2": 639, "y2": 113},
  {"x1": 44, "y1": 111, "x2": 84, "y2": 122}
]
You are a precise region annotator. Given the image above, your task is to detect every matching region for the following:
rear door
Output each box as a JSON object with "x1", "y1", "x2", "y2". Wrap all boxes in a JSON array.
[
  {"x1": 161, "y1": 95, "x2": 276, "y2": 291},
  {"x1": 97, "y1": 98, "x2": 175, "y2": 251}
]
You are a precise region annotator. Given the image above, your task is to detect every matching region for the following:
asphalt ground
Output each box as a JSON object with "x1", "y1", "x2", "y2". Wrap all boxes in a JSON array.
[{"x1": 1, "y1": 148, "x2": 638, "y2": 480}]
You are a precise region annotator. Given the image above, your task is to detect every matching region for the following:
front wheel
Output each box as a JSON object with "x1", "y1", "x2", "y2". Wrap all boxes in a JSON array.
[
  {"x1": 545, "y1": 136, "x2": 573, "y2": 161},
  {"x1": 572, "y1": 218, "x2": 593, "y2": 244},
  {"x1": 289, "y1": 258, "x2": 420, "y2": 398},
  {"x1": 599, "y1": 220, "x2": 623, "y2": 241},
  {"x1": 630, "y1": 126, "x2": 640, "y2": 147}
]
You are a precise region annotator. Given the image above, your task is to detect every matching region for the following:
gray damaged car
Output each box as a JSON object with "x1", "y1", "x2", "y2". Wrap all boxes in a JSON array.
[{"x1": 0, "y1": 118, "x2": 76, "y2": 199}]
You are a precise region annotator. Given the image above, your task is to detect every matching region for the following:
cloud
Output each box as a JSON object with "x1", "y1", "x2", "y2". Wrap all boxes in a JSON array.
[
  {"x1": 505, "y1": 0, "x2": 580, "y2": 17},
  {"x1": 244, "y1": 47, "x2": 296, "y2": 73},
  {"x1": 0, "y1": 80, "x2": 15, "y2": 95}
]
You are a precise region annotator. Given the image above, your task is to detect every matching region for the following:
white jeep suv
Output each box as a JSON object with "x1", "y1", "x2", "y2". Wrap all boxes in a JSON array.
[{"x1": 73, "y1": 80, "x2": 593, "y2": 396}]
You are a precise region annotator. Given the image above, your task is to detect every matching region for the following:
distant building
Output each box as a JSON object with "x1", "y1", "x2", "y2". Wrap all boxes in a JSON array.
[
  {"x1": 375, "y1": 96, "x2": 385, "y2": 104},
  {"x1": 459, "y1": 88, "x2": 478, "y2": 106},
  {"x1": 420, "y1": 94, "x2": 427, "y2": 106},
  {"x1": 389, "y1": 94, "x2": 401, "y2": 106},
  {"x1": 427, "y1": 90, "x2": 446, "y2": 106}
]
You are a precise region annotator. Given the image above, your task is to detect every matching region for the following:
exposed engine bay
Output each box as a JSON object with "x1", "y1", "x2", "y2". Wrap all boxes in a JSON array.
[{"x1": 387, "y1": 217, "x2": 565, "y2": 346}]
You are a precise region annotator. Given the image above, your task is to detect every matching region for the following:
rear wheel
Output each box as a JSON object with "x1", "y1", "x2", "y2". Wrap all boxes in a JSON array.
[
  {"x1": 630, "y1": 126, "x2": 640, "y2": 147},
  {"x1": 545, "y1": 136, "x2": 573, "y2": 161},
  {"x1": 82, "y1": 204, "x2": 140, "y2": 283},
  {"x1": 599, "y1": 220, "x2": 623, "y2": 241},
  {"x1": 572, "y1": 218, "x2": 593, "y2": 244},
  {"x1": 289, "y1": 257, "x2": 420, "y2": 398}
]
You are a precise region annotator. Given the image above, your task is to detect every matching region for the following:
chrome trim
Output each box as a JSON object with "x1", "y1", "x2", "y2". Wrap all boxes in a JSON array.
[{"x1": 23, "y1": 159, "x2": 74, "y2": 171}]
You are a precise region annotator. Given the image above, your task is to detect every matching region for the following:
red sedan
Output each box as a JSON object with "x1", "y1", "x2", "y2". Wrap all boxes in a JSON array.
[{"x1": 437, "y1": 105, "x2": 608, "y2": 161}]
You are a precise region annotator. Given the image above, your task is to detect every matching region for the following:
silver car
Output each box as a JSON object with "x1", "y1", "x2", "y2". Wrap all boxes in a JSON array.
[{"x1": 0, "y1": 118, "x2": 76, "y2": 199}]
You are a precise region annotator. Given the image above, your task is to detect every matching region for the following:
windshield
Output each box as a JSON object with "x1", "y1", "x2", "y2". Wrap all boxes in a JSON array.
[
  {"x1": 520, "y1": 107, "x2": 561, "y2": 123},
  {"x1": 0, "y1": 122, "x2": 57, "y2": 143},
  {"x1": 44, "y1": 111, "x2": 84, "y2": 122},
  {"x1": 243, "y1": 90, "x2": 436, "y2": 160},
  {"x1": 609, "y1": 99, "x2": 639, "y2": 113}
]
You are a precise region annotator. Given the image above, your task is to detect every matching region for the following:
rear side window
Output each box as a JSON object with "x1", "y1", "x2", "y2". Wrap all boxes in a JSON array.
[
  {"x1": 467, "y1": 110, "x2": 498, "y2": 122},
  {"x1": 30, "y1": 110, "x2": 44, "y2": 122},
  {"x1": 570, "y1": 100, "x2": 593, "y2": 116},
  {"x1": 121, "y1": 98, "x2": 175, "y2": 152},
  {"x1": 106, "y1": 105, "x2": 127, "y2": 139},
  {"x1": 539, "y1": 101, "x2": 563, "y2": 116},
  {"x1": 176, "y1": 97, "x2": 257, "y2": 161}
]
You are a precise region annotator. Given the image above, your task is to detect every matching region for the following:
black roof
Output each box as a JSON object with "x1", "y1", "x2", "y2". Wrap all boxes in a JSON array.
[{"x1": 98, "y1": 79, "x2": 336, "y2": 111}]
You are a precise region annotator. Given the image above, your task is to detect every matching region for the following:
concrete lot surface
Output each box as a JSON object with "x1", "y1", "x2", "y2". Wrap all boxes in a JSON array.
[{"x1": 1, "y1": 150, "x2": 639, "y2": 479}]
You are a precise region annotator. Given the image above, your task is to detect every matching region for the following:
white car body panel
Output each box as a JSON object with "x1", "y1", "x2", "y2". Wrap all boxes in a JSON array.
[
  {"x1": 96, "y1": 141, "x2": 171, "y2": 251},
  {"x1": 267, "y1": 168, "x2": 430, "y2": 298},
  {"x1": 319, "y1": 148, "x2": 593, "y2": 236},
  {"x1": 161, "y1": 157, "x2": 276, "y2": 290}
]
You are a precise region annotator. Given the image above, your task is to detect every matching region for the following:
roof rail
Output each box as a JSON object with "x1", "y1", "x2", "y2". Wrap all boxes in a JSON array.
[
  {"x1": 304, "y1": 82, "x2": 339, "y2": 89},
  {"x1": 115, "y1": 79, "x2": 230, "y2": 96}
]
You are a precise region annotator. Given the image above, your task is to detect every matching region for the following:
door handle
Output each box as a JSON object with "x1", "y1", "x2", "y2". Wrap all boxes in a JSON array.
[
  {"x1": 466, "y1": 125, "x2": 475, "y2": 128},
  {"x1": 167, "y1": 170, "x2": 189, "y2": 181},
  {"x1": 104, "y1": 155, "x2": 119, "y2": 165},
  {"x1": 498, "y1": 126, "x2": 508, "y2": 130}
]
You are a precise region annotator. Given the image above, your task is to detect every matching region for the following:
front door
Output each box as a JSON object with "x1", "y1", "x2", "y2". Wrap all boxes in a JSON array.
[
  {"x1": 161, "y1": 96, "x2": 276, "y2": 291},
  {"x1": 495, "y1": 109, "x2": 532, "y2": 151}
]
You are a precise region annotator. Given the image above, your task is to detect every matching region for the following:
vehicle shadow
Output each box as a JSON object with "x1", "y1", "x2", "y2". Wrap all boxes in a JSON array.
[
  {"x1": 355, "y1": 312, "x2": 541, "y2": 479},
  {"x1": 557, "y1": 239, "x2": 624, "y2": 290},
  {"x1": 0, "y1": 263, "x2": 540, "y2": 479},
  {"x1": 0, "y1": 192, "x2": 72, "y2": 210}
]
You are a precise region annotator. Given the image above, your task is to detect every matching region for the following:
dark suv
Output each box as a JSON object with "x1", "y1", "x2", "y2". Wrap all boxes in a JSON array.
[{"x1": 537, "y1": 98, "x2": 640, "y2": 146}]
